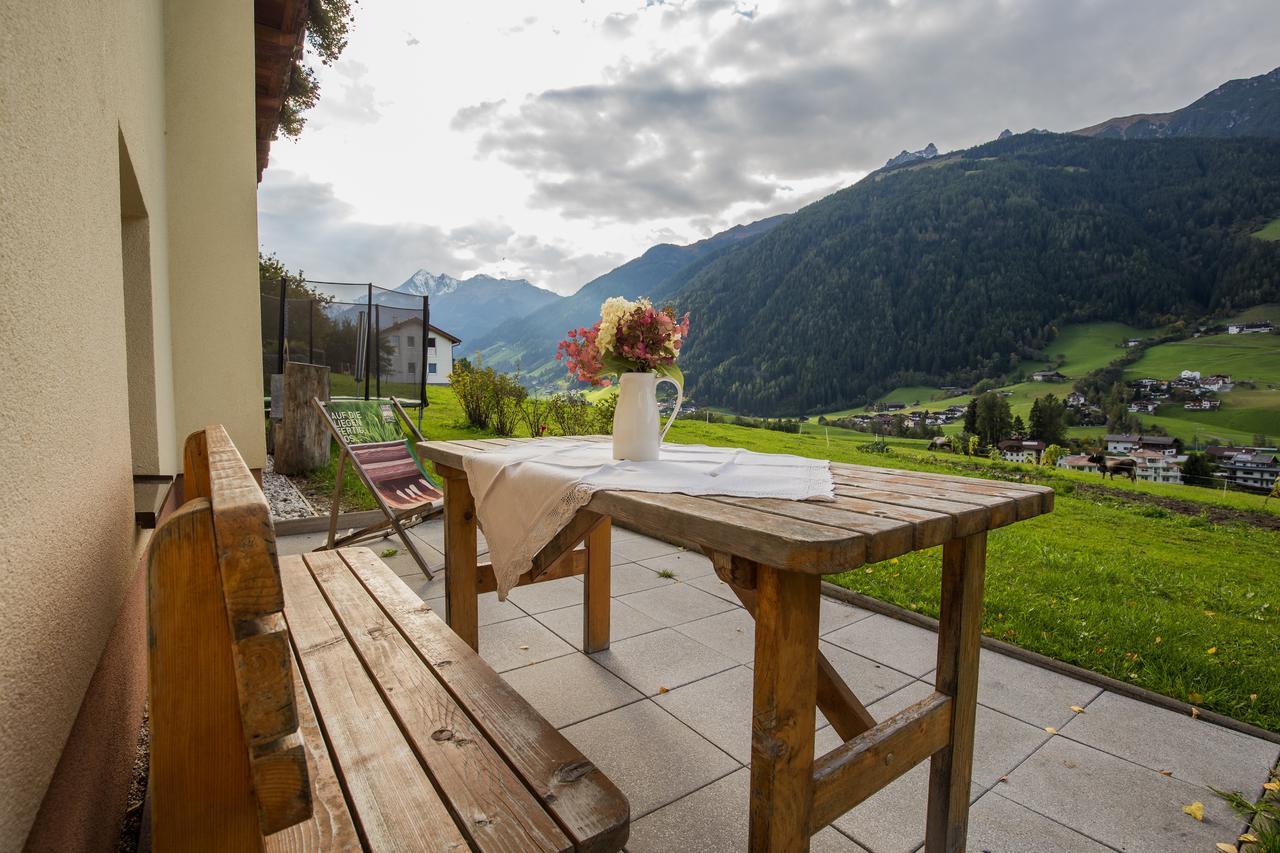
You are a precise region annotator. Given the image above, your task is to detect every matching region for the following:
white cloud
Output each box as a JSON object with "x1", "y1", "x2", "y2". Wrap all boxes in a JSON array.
[{"x1": 260, "y1": 0, "x2": 1280, "y2": 290}]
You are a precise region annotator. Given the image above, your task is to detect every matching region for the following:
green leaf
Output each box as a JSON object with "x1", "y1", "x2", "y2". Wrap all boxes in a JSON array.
[{"x1": 654, "y1": 362, "x2": 684, "y2": 389}]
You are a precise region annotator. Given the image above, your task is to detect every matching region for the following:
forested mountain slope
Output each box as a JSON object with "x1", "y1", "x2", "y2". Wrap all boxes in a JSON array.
[{"x1": 676, "y1": 134, "x2": 1280, "y2": 414}]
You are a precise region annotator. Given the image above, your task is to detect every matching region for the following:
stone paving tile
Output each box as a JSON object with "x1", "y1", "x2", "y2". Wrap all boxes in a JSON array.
[
  {"x1": 686, "y1": 571, "x2": 740, "y2": 603},
  {"x1": 423, "y1": 591, "x2": 523, "y2": 627},
  {"x1": 819, "y1": 641, "x2": 917, "y2": 709},
  {"x1": 276, "y1": 531, "x2": 329, "y2": 556},
  {"x1": 629, "y1": 768, "x2": 866, "y2": 852},
  {"x1": 999, "y1": 735, "x2": 1242, "y2": 853},
  {"x1": 861, "y1": 681, "x2": 1051, "y2": 789},
  {"x1": 966, "y1": 790, "x2": 1114, "y2": 853},
  {"x1": 475, "y1": 616, "x2": 576, "y2": 674},
  {"x1": 500, "y1": 654, "x2": 642, "y2": 728},
  {"x1": 674, "y1": 608, "x2": 757, "y2": 664},
  {"x1": 401, "y1": 571, "x2": 445, "y2": 603},
  {"x1": 504, "y1": 575, "x2": 585, "y2": 614},
  {"x1": 962, "y1": 650, "x2": 1103, "y2": 730},
  {"x1": 831, "y1": 763, "x2": 979, "y2": 853},
  {"x1": 590, "y1": 628, "x2": 737, "y2": 696},
  {"x1": 532, "y1": 599, "x2": 664, "y2": 651},
  {"x1": 654, "y1": 666, "x2": 828, "y2": 764},
  {"x1": 1059, "y1": 690, "x2": 1280, "y2": 791},
  {"x1": 637, "y1": 549, "x2": 716, "y2": 579},
  {"x1": 611, "y1": 535, "x2": 683, "y2": 563},
  {"x1": 561, "y1": 700, "x2": 739, "y2": 818},
  {"x1": 819, "y1": 597, "x2": 875, "y2": 634},
  {"x1": 407, "y1": 522, "x2": 445, "y2": 552},
  {"x1": 607, "y1": 561, "x2": 675, "y2": 596},
  {"x1": 824, "y1": 614, "x2": 939, "y2": 677},
  {"x1": 618, "y1": 581, "x2": 736, "y2": 627}
]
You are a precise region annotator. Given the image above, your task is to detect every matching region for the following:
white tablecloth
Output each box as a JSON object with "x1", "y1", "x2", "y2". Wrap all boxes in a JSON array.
[{"x1": 462, "y1": 439, "x2": 835, "y2": 598}]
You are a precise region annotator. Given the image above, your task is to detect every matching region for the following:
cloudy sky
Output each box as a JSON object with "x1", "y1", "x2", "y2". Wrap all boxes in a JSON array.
[{"x1": 258, "y1": 0, "x2": 1280, "y2": 294}]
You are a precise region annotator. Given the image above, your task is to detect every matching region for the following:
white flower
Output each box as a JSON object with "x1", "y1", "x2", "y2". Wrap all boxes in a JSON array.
[{"x1": 597, "y1": 296, "x2": 649, "y2": 355}]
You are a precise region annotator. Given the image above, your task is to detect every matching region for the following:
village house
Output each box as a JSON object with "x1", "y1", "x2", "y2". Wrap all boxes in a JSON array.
[
  {"x1": 380, "y1": 318, "x2": 460, "y2": 385},
  {"x1": 997, "y1": 439, "x2": 1046, "y2": 464},
  {"x1": 1065, "y1": 391, "x2": 1088, "y2": 408},
  {"x1": 1030, "y1": 369, "x2": 1066, "y2": 382},
  {"x1": 1214, "y1": 448, "x2": 1280, "y2": 492},
  {"x1": 1104, "y1": 434, "x2": 1179, "y2": 456},
  {"x1": 1057, "y1": 454, "x2": 1098, "y2": 472},
  {"x1": 1227, "y1": 321, "x2": 1274, "y2": 334},
  {"x1": 1128, "y1": 401, "x2": 1159, "y2": 414},
  {"x1": 1184, "y1": 399, "x2": 1221, "y2": 411},
  {"x1": 1179, "y1": 369, "x2": 1201, "y2": 381},
  {"x1": 1130, "y1": 450, "x2": 1186, "y2": 485}
]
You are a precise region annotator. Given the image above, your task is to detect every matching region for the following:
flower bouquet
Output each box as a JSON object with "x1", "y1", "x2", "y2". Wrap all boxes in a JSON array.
[{"x1": 556, "y1": 297, "x2": 691, "y2": 461}]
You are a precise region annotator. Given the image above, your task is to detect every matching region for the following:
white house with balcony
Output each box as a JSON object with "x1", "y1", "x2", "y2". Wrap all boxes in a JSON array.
[{"x1": 381, "y1": 318, "x2": 460, "y2": 384}]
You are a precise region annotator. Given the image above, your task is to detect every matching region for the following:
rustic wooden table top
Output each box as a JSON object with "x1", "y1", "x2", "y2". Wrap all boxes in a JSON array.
[{"x1": 416, "y1": 437, "x2": 1053, "y2": 573}]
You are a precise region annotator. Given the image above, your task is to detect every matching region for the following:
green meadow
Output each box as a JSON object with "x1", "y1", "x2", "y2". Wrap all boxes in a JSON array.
[{"x1": 1253, "y1": 216, "x2": 1280, "y2": 241}]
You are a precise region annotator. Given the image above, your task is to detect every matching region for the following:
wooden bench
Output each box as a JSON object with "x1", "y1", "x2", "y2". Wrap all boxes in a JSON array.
[{"x1": 147, "y1": 425, "x2": 629, "y2": 851}]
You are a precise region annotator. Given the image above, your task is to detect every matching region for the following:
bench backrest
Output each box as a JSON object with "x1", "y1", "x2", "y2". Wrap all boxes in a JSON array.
[{"x1": 147, "y1": 425, "x2": 311, "y2": 850}]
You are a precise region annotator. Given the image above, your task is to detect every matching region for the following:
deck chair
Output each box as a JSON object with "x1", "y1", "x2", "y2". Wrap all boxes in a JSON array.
[{"x1": 313, "y1": 396, "x2": 444, "y2": 578}]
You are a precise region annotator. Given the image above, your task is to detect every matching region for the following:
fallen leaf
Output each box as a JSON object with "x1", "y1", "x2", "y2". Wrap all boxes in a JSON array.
[
  {"x1": 1204, "y1": 610, "x2": 1216, "y2": 617},
  {"x1": 1159, "y1": 770, "x2": 1173, "y2": 777},
  {"x1": 1250, "y1": 694, "x2": 1259, "y2": 703},
  {"x1": 1215, "y1": 843, "x2": 1238, "y2": 853},
  {"x1": 1191, "y1": 707, "x2": 1201, "y2": 720},
  {"x1": 1183, "y1": 801, "x2": 1205, "y2": 821},
  {"x1": 1044, "y1": 727, "x2": 1057, "y2": 734},
  {"x1": 1189, "y1": 692, "x2": 1204, "y2": 703},
  {"x1": 1264, "y1": 781, "x2": 1280, "y2": 793},
  {"x1": 1240, "y1": 833, "x2": 1260, "y2": 844},
  {"x1": 1206, "y1": 646, "x2": 1218, "y2": 655},
  {"x1": 1070, "y1": 706, "x2": 1086, "y2": 714},
  {"x1": 518, "y1": 645, "x2": 529, "y2": 650},
  {"x1": 657, "y1": 686, "x2": 669, "y2": 694},
  {"x1": 997, "y1": 776, "x2": 1009, "y2": 783},
  {"x1": 1155, "y1": 635, "x2": 1163, "y2": 644}
]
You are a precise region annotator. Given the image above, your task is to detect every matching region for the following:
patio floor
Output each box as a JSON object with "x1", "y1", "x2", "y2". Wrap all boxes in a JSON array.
[{"x1": 278, "y1": 522, "x2": 1279, "y2": 852}]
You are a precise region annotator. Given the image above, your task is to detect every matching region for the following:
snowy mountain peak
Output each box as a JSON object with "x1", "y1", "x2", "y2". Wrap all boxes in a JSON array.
[{"x1": 398, "y1": 269, "x2": 464, "y2": 297}]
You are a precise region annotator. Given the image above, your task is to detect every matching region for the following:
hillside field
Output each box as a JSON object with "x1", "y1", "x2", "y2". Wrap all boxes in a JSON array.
[
  {"x1": 819, "y1": 316, "x2": 1280, "y2": 446},
  {"x1": 1254, "y1": 216, "x2": 1280, "y2": 241}
]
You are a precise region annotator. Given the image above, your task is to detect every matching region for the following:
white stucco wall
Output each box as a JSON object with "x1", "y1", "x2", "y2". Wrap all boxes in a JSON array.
[{"x1": 0, "y1": 0, "x2": 262, "y2": 844}]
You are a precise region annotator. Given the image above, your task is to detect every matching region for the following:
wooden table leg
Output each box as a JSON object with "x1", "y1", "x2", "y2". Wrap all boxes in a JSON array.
[
  {"x1": 925, "y1": 532, "x2": 987, "y2": 852},
  {"x1": 750, "y1": 564, "x2": 821, "y2": 853},
  {"x1": 713, "y1": 553, "x2": 875, "y2": 741},
  {"x1": 582, "y1": 516, "x2": 611, "y2": 653},
  {"x1": 442, "y1": 469, "x2": 479, "y2": 651}
]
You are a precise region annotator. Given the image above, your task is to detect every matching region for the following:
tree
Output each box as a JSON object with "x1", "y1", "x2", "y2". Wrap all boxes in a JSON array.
[
  {"x1": 967, "y1": 434, "x2": 981, "y2": 456},
  {"x1": 1041, "y1": 444, "x2": 1066, "y2": 468},
  {"x1": 1180, "y1": 452, "x2": 1216, "y2": 488},
  {"x1": 1029, "y1": 394, "x2": 1067, "y2": 445},
  {"x1": 1011, "y1": 414, "x2": 1026, "y2": 436},
  {"x1": 963, "y1": 399, "x2": 978, "y2": 434},
  {"x1": 974, "y1": 392, "x2": 1012, "y2": 446}
]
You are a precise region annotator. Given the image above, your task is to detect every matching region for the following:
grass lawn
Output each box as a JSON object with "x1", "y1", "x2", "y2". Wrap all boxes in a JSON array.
[
  {"x1": 1123, "y1": 331, "x2": 1280, "y2": 386},
  {"x1": 1034, "y1": 321, "x2": 1154, "y2": 376}
]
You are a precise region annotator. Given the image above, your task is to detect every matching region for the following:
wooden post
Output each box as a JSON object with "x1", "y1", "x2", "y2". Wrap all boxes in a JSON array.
[
  {"x1": 275, "y1": 362, "x2": 331, "y2": 475},
  {"x1": 749, "y1": 565, "x2": 820, "y2": 853},
  {"x1": 925, "y1": 532, "x2": 987, "y2": 852},
  {"x1": 443, "y1": 470, "x2": 479, "y2": 650},
  {"x1": 583, "y1": 517, "x2": 612, "y2": 653}
]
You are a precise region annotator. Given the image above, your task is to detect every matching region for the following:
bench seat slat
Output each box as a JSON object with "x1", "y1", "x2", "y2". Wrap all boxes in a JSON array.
[
  {"x1": 264, "y1": 651, "x2": 361, "y2": 853},
  {"x1": 279, "y1": 555, "x2": 470, "y2": 851},
  {"x1": 341, "y1": 547, "x2": 631, "y2": 853},
  {"x1": 302, "y1": 550, "x2": 573, "y2": 852}
]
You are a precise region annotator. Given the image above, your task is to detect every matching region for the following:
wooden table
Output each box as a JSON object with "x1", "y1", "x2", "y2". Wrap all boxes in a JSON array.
[{"x1": 417, "y1": 437, "x2": 1053, "y2": 852}]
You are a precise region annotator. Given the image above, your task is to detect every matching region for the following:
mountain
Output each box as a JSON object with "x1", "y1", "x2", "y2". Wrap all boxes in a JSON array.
[
  {"x1": 389, "y1": 270, "x2": 561, "y2": 345},
  {"x1": 675, "y1": 133, "x2": 1280, "y2": 414},
  {"x1": 883, "y1": 142, "x2": 938, "y2": 169},
  {"x1": 1074, "y1": 66, "x2": 1280, "y2": 140},
  {"x1": 471, "y1": 215, "x2": 788, "y2": 382}
]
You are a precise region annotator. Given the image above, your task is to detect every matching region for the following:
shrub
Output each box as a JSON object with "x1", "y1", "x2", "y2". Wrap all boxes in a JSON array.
[
  {"x1": 489, "y1": 372, "x2": 527, "y2": 437},
  {"x1": 521, "y1": 395, "x2": 552, "y2": 437}
]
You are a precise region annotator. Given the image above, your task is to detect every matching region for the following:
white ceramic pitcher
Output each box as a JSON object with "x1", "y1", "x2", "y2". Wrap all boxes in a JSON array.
[{"x1": 612, "y1": 372, "x2": 683, "y2": 461}]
